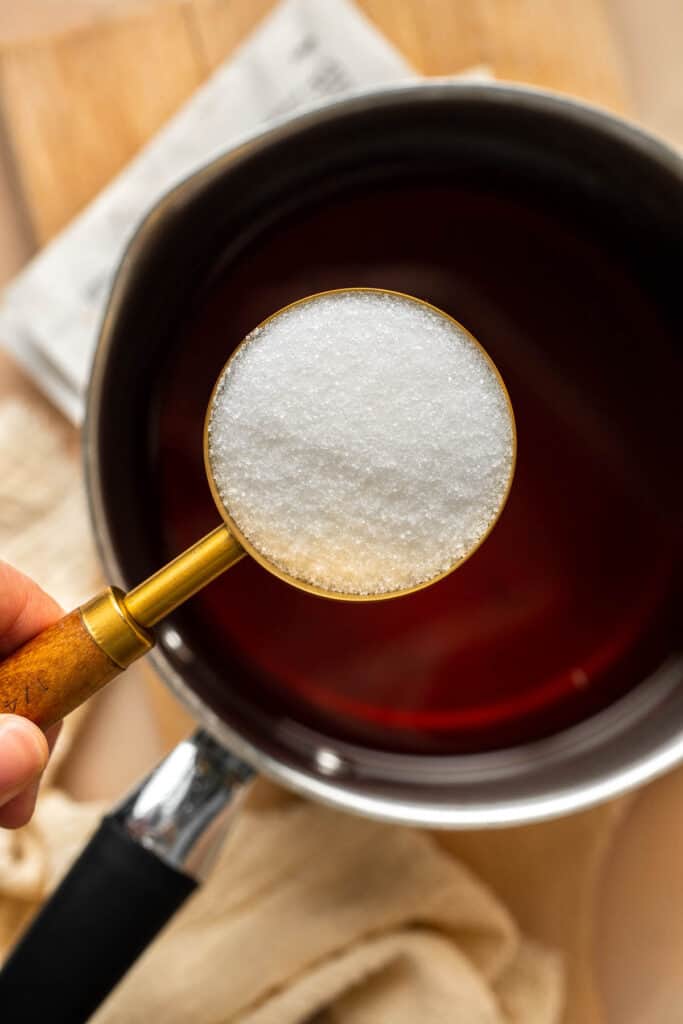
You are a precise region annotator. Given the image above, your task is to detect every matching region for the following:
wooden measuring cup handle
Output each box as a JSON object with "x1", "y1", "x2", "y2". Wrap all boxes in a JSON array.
[{"x1": 0, "y1": 588, "x2": 153, "y2": 730}]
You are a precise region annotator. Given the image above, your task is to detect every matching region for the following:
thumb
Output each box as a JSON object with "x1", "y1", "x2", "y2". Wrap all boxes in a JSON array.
[{"x1": 0, "y1": 715, "x2": 49, "y2": 807}]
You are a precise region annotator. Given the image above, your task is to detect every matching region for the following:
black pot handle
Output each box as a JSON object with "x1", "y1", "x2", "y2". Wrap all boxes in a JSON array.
[
  {"x1": 0, "y1": 730, "x2": 254, "y2": 1023},
  {"x1": 0, "y1": 815, "x2": 195, "y2": 1020}
]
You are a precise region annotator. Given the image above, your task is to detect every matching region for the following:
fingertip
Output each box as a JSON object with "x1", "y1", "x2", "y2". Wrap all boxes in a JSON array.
[
  {"x1": 8, "y1": 715, "x2": 50, "y2": 766},
  {"x1": 0, "y1": 779, "x2": 39, "y2": 829},
  {"x1": 0, "y1": 562, "x2": 63, "y2": 655},
  {"x1": 0, "y1": 716, "x2": 49, "y2": 799}
]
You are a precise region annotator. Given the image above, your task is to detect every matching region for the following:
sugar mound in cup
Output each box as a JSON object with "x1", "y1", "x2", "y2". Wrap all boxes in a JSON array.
[{"x1": 207, "y1": 290, "x2": 515, "y2": 596}]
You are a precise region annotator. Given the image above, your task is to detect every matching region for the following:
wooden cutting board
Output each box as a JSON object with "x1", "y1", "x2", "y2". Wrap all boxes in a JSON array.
[
  {"x1": 0, "y1": 0, "x2": 629, "y2": 245},
  {"x1": 0, "y1": 4, "x2": 636, "y2": 1024}
]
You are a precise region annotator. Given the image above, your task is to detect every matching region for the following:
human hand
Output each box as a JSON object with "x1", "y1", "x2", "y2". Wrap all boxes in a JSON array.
[{"x1": 0, "y1": 562, "x2": 62, "y2": 828}]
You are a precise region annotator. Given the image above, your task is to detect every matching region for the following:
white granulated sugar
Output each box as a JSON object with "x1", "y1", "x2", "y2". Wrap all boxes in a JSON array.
[{"x1": 207, "y1": 291, "x2": 514, "y2": 596}]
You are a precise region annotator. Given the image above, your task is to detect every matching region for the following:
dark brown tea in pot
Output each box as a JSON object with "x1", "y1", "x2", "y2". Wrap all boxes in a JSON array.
[{"x1": 156, "y1": 178, "x2": 682, "y2": 755}]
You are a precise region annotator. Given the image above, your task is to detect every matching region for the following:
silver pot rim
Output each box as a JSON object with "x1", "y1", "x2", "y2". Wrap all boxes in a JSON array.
[{"x1": 84, "y1": 80, "x2": 683, "y2": 828}]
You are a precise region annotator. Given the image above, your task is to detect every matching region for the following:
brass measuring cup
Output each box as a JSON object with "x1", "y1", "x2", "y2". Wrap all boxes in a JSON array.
[{"x1": 0, "y1": 288, "x2": 516, "y2": 730}]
